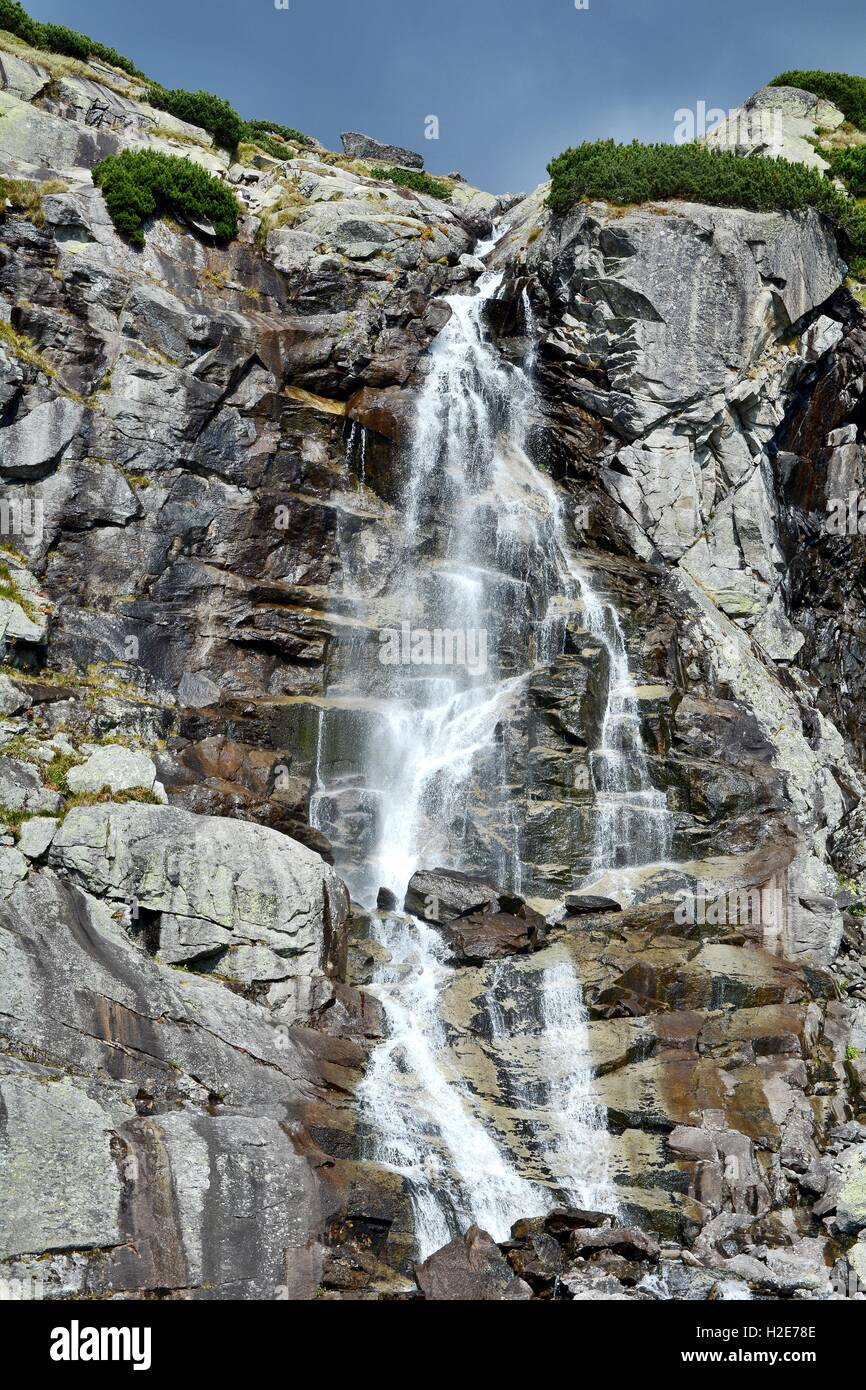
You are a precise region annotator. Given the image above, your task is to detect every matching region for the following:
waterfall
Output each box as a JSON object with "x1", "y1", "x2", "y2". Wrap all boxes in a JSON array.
[{"x1": 312, "y1": 239, "x2": 672, "y2": 1257}]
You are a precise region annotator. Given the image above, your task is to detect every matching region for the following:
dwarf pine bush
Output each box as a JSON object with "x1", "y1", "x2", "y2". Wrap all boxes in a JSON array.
[
  {"x1": 828, "y1": 144, "x2": 866, "y2": 196},
  {"x1": 93, "y1": 149, "x2": 239, "y2": 248},
  {"x1": 546, "y1": 139, "x2": 866, "y2": 254},
  {"x1": 243, "y1": 119, "x2": 314, "y2": 154},
  {"x1": 372, "y1": 167, "x2": 452, "y2": 200},
  {"x1": 0, "y1": 0, "x2": 142, "y2": 76},
  {"x1": 144, "y1": 85, "x2": 246, "y2": 152}
]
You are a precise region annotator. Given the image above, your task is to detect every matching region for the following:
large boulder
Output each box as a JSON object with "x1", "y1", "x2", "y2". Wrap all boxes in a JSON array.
[
  {"x1": 340, "y1": 131, "x2": 424, "y2": 169},
  {"x1": 415, "y1": 1226, "x2": 533, "y2": 1300},
  {"x1": 705, "y1": 85, "x2": 845, "y2": 171},
  {"x1": 403, "y1": 866, "x2": 499, "y2": 923},
  {"x1": 49, "y1": 804, "x2": 348, "y2": 1013},
  {"x1": 66, "y1": 745, "x2": 165, "y2": 799},
  {"x1": 444, "y1": 910, "x2": 543, "y2": 964}
]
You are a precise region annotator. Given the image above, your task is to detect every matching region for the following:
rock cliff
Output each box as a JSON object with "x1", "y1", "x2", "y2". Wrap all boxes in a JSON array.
[{"x1": 1, "y1": 26, "x2": 865, "y2": 1301}]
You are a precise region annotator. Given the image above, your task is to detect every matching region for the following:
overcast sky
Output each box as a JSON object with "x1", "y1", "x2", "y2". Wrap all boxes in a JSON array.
[{"x1": 29, "y1": 0, "x2": 864, "y2": 193}]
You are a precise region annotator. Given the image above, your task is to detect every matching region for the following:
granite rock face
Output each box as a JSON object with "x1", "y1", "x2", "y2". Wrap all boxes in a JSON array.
[
  {"x1": 1, "y1": 43, "x2": 865, "y2": 1301},
  {"x1": 50, "y1": 803, "x2": 349, "y2": 1010}
]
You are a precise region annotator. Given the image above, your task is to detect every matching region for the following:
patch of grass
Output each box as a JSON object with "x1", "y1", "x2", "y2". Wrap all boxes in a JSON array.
[
  {"x1": 144, "y1": 125, "x2": 211, "y2": 151},
  {"x1": 0, "y1": 0, "x2": 142, "y2": 75},
  {"x1": 198, "y1": 266, "x2": 229, "y2": 292},
  {"x1": 63, "y1": 787, "x2": 162, "y2": 810},
  {"x1": 0, "y1": 318, "x2": 56, "y2": 376},
  {"x1": 769, "y1": 70, "x2": 866, "y2": 133},
  {"x1": 43, "y1": 750, "x2": 85, "y2": 797},
  {"x1": 0, "y1": 804, "x2": 38, "y2": 831},
  {"x1": 546, "y1": 138, "x2": 866, "y2": 255},
  {"x1": 0, "y1": 562, "x2": 39, "y2": 623},
  {"x1": 371, "y1": 166, "x2": 452, "y2": 201},
  {"x1": 0, "y1": 175, "x2": 66, "y2": 226},
  {"x1": 119, "y1": 469, "x2": 150, "y2": 490},
  {"x1": 93, "y1": 149, "x2": 239, "y2": 248},
  {"x1": 847, "y1": 1045, "x2": 862, "y2": 1059}
]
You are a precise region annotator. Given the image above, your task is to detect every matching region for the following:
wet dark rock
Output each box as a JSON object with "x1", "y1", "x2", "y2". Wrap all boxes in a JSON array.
[
  {"x1": 444, "y1": 910, "x2": 542, "y2": 964},
  {"x1": 415, "y1": 1225, "x2": 533, "y2": 1301},
  {"x1": 404, "y1": 866, "x2": 499, "y2": 923},
  {"x1": 565, "y1": 893, "x2": 622, "y2": 915}
]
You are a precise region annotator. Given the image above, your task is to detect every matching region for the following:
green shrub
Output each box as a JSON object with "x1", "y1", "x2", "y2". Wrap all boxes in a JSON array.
[
  {"x1": 0, "y1": 0, "x2": 40, "y2": 47},
  {"x1": 145, "y1": 84, "x2": 245, "y2": 152},
  {"x1": 243, "y1": 119, "x2": 313, "y2": 151},
  {"x1": 546, "y1": 138, "x2": 866, "y2": 254},
  {"x1": 372, "y1": 166, "x2": 452, "y2": 200},
  {"x1": 828, "y1": 143, "x2": 866, "y2": 195},
  {"x1": 0, "y1": 0, "x2": 142, "y2": 76},
  {"x1": 769, "y1": 70, "x2": 866, "y2": 132},
  {"x1": 93, "y1": 149, "x2": 239, "y2": 248}
]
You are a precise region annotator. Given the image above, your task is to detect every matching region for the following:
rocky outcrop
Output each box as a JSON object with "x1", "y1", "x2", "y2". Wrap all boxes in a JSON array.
[
  {"x1": 705, "y1": 85, "x2": 846, "y2": 170},
  {"x1": 0, "y1": 868, "x2": 332, "y2": 1297},
  {"x1": 50, "y1": 803, "x2": 349, "y2": 1008},
  {"x1": 340, "y1": 132, "x2": 424, "y2": 169}
]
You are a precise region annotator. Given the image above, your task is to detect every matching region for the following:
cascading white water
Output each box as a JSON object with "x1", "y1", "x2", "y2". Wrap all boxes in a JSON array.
[{"x1": 312, "y1": 236, "x2": 673, "y2": 1257}]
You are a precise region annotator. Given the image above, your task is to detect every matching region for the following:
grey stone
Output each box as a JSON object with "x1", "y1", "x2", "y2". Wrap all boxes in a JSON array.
[
  {"x1": 178, "y1": 671, "x2": 220, "y2": 709},
  {"x1": 1, "y1": 396, "x2": 85, "y2": 479},
  {"x1": 66, "y1": 745, "x2": 162, "y2": 798},
  {"x1": 0, "y1": 757, "x2": 63, "y2": 815},
  {"x1": 49, "y1": 804, "x2": 348, "y2": 1010},
  {"x1": 705, "y1": 85, "x2": 844, "y2": 171},
  {"x1": 17, "y1": 816, "x2": 58, "y2": 859},
  {"x1": 0, "y1": 870, "x2": 323, "y2": 1296},
  {"x1": 340, "y1": 131, "x2": 424, "y2": 169},
  {"x1": 0, "y1": 845, "x2": 27, "y2": 897},
  {"x1": 0, "y1": 674, "x2": 29, "y2": 715}
]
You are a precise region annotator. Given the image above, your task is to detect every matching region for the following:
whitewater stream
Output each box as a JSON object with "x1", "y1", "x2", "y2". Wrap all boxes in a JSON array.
[{"x1": 311, "y1": 235, "x2": 672, "y2": 1258}]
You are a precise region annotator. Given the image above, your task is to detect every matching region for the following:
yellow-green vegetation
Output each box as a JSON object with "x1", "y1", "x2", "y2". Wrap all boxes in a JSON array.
[
  {"x1": 0, "y1": 561, "x2": 39, "y2": 622},
  {"x1": 0, "y1": 804, "x2": 38, "y2": 831},
  {"x1": 0, "y1": 320, "x2": 91, "y2": 406},
  {"x1": 0, "y1": 175, "x2": 67, "y2": 227},
  {"x1": 119, "y1": 468, "x2": 150, "y2": 490},
  {"x1": 42, "y1": 749, "x2": 84, "y2": 797},
  {"x1": 144, "y1": 125, "x2": 210, "y2": 151},
  {"x1": 198, "y1": 266, "x2": 229, "y2": 292},
  {"x1": 0, "y1": 317, "x2": 56, "y2": 376},
  {"x1": 254, "y1": 176, "x2": 310, "y2": 252},
  {"x1": 64, "y1": 787, "x2": 162, "y2": 811},
  {"x1": 846, "y1": 276, "x2": 866, "y2": 308}
]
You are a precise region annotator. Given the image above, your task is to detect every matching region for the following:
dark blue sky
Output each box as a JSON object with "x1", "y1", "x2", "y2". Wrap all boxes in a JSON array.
[{"x1": 29, "y1": 0, "x2": 864, "y2": 192}]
